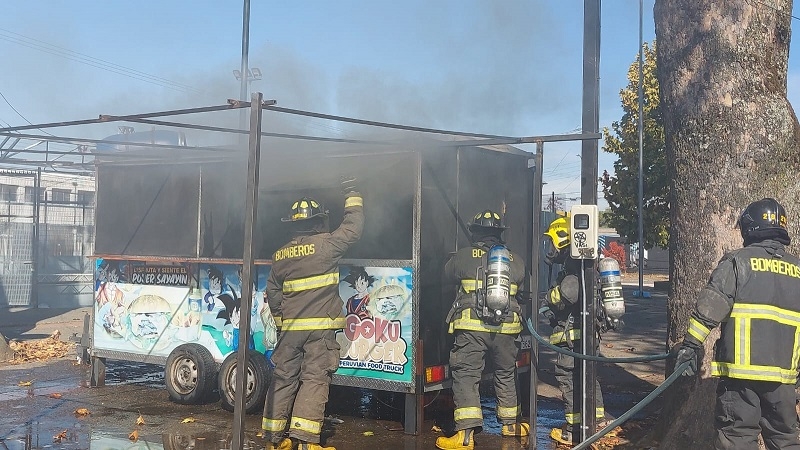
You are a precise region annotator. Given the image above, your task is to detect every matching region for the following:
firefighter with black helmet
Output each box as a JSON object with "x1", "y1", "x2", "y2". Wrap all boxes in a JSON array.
[
  {"x1": 542, "y1": 215, "x2": 606, "y2": 445},
  {"x1": 262, "y1": 178, "x2": 364, "y2": 450},
  {"x1": 675, "y1": 198, "x2": 800, "y2": 449},
  {"x1": 436, "y1": 210, "x2": 528, "y2": 450}
]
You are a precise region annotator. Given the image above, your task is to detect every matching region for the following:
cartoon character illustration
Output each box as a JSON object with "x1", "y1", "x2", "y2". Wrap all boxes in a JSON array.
[
  {"x1": 204, "y1": 265, "x2": 231, "y2": 312},
  {"x1": 96, "y1": 261, "x2": 124, "y2": 307},
  {"x1": 372, "y1": 281, "x2": 409, "y2": 321},
  {"x1": 96, "y1": 260, "x2": 108, "y2": 291},
  {"x1": 343, "y1": 267, "x2": 375, "y2": 320},
  {"x1": 222, "y1": 303, "x2": 255, "y2": 351},
  {"x1": 235, "y1": 265, "x2": 262, "y2": 334},
  {"x1": 260, "y1": 297, "x2": 278, "y2": 360},
  {"x1": 172, "y1": 292, "x2": 203, "y2": 342}
]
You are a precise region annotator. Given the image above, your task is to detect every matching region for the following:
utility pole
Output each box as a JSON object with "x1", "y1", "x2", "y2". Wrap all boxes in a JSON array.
[{"x1": 578, "y1": 0, "x2": 600, "y2": 443}]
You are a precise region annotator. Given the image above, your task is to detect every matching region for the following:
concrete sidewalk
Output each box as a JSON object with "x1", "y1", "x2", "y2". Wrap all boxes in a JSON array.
[{"x1": 0, "y1": 306, "x2": 92, "y2": 342}]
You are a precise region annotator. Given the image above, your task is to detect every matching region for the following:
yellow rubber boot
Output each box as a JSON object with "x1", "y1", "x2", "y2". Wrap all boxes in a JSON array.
[
  {"x1": 550, "y1": 425, "x2": 573, "y2": 445},
  {"x1": 267, "y1": 438, "x2": 293, "y2": 450},
  {"x1": 297, "y1": 441, "x2": 335, "y2": 450},
  {"x1": 435, "y1": 428, "x2": 474, "y2": 450},
  {"x1": 501, "y1": 423, "x2": 530, "y2": 437}
]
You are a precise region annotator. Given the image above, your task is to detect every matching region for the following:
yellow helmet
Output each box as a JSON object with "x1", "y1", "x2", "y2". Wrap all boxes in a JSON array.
[
  {"x1": 281, "y1": 197, "x2": 328, "y2": 222},
  {"x1": 544, "y1": 215, "x2": 570, "y2": 249}
]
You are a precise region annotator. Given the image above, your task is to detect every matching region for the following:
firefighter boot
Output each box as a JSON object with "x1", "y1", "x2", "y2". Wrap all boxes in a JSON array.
[
  {"x1": 435, "y1": 428, "x2": 475, "y2": 450},
  {"x1": 297, "y1": 441, "x2": 335, "y2": 450},
  {"x1": 266, "y1": 439, "x2": 292, "y2": 450},
  {"x1": 501, "y1": 423, "x2": 530, "y2": 437}
]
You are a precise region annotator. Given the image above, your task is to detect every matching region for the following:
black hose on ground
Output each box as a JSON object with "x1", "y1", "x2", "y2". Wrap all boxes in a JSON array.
[
  {"x1": 571, "y1": 360, "x2": 691, "y2": 450},
  {"x1": 525, "y1": 317, "x2": 670, "y2": 363}
]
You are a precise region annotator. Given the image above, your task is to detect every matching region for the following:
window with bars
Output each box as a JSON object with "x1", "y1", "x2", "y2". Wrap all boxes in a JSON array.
[
  {"x1": 0, "y1": 184, "x2": 18, "y2": 202},
  {"x1": 77, "y1": 190, "x2": 95, "y2": 205},
  {"x1": 50, "y1": 188, "x2": 72, "y2": 204},
  {"x1": 24, "y1": 186, "x2": 42, "y2": 203}
]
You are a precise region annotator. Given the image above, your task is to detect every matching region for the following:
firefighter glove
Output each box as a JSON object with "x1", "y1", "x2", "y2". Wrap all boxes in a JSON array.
[
  {"x1": 675, "y1": 344, "x2": 699, "y2": 377},
  {"x1": 340, "y1": 175, "x2": 358, "y2": 194}
]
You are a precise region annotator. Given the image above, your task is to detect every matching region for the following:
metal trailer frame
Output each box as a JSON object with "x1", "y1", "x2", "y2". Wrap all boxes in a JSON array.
[
  {"x1": 89, "y1": 132, "x2": 538, "y2": 435},
  {"x1": 1, "y1": 97, "x2": 600, "y2": 441}
]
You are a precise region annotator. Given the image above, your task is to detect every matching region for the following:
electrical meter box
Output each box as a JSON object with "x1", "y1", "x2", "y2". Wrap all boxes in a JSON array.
[{"x1": 570, "y1": 204, "x2": 598, "y2": 259}]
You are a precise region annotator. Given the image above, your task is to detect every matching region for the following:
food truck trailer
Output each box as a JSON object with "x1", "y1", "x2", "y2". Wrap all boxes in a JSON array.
[{"x1": 88, "y1": 126, "x2": 538, "y2": 435}]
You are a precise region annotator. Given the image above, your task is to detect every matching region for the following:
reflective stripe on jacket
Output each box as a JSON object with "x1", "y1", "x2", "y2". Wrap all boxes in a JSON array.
[
  {"x1": 686, "y1": 240, "x2": 800, "y2": 384},
  {"x1": 449, "y1": 308, "x2": 523, "y2": 334},
  {"x1": 266, "y1": 192, "x2": 364, "y2": 330},
  {"x1": 443, "y1": 242, "x2": 526, "y2": 334}
]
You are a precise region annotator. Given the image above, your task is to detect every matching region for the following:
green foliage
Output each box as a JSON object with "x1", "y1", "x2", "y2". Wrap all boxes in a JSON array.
[{"x1": 600, "y1": 41, "x2": 669, "y2": 249}]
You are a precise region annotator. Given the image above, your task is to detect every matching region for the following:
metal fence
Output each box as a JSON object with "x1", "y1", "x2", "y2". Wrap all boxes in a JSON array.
[{"x1": 0, "y1": 170, "x2": 95, "y2": 308}]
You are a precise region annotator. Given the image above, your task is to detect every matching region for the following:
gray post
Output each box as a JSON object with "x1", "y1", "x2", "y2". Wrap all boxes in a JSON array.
[
  {"x1": 580, "y1": 0, "x2": 601, "y2": 442},
  {"x1": 528, "y1": 143, "x2": 544, "y2": 450},
  {"x1": 232, "y1": 92, "x2": 263, "y2": 450}
]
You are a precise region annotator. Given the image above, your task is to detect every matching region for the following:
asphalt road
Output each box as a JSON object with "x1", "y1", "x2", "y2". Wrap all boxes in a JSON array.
[{"x1": 0, "y1": 283, "x2": 668, "y2": 450}]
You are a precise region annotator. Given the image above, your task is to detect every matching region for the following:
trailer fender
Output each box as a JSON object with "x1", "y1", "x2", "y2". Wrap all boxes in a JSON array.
[
  {"x1": 164, "y1": 343, "x2": 216, "y2": 405},
  {"x1": 218, "y1": 351, "x2": 272, "y2": 414}
]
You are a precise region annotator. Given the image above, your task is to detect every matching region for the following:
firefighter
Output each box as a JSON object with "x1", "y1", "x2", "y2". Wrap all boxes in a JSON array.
[
  {"x1": 542, "y1": 215, "x2": 606, "y2": 445},
  {"x1": 435, "y1": 210, "x2": 529, "y2": 450},
  {"x1": 675, "y1": 198, "x2": 800, "y2": 450},
  {"x1": 262, "y1": 178, "x2": 364, "y2": 450}
]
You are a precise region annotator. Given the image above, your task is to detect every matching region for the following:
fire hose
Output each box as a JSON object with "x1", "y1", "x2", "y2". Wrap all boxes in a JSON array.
[{"x1": 524, "y1": 317, "x2": 689, "y2": 449}]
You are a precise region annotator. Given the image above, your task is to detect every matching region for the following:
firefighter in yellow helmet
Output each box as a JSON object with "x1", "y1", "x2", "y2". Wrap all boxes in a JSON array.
[
  {"x1": 262, "y1": 178, "x2": 364, "y2": 450},
  {"x1": 675, "y1": 198, "x2": 800, "y2": 449},
  {"x1": 542, "y1": 215, "x2": 606, "y2": 445},
  {"x1": 436, "y1": 209, "x2": 529, "y2": 450}
]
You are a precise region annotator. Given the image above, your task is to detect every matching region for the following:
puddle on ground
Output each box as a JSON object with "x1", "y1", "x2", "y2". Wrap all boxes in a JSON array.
[{"x1": 1, "y1": 429, "x2": 264, "y2": 450}]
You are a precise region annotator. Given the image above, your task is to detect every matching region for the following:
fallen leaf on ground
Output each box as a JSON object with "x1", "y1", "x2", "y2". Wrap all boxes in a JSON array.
[
  {"x1": 604, "y1": 343, "x2": 614, "y2": 348},
  {"x1": 49, "y1": 393, "x2": 63, "y2": 399},
  {"x1": 129, "y1": 429, "x2": 139, "y2": 441},
  {"x1": 136, "y1": 414, "x2": 145, "y2": 426},
  {"x1": 53, "y1": 430, "x2": 67, "y2": 442},
  {"x1": 18, "y1": 379, "x2": 33, "y2": 387},
  {"x1": 181, "y1": 417, "x2": 196, "y2": 423},
  {"x1": 431, "y1": 425, "x2": 442, "y2": 432},
  {"x1": 7, "y1": 331, "x2": 74, "y2": 364},
  {"x1": 362, "y1": 431, "x2": 374, "y2": 436},
  {"x1": 74, "y1": 408, "x2": 90, "y2": 417}
]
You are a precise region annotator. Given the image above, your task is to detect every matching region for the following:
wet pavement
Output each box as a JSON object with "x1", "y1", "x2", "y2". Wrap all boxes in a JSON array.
[{"x1": 0, "y1": 284, "x2": 668, "y2": 449}]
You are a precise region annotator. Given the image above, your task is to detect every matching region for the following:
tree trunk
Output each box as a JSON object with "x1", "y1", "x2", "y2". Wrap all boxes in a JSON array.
[
  {"x1": 654, "y1": 1, "x2": 799, "y2": 449},
  {"x1": 0, "y1": 332, "x2": 14, "y2": 361}
]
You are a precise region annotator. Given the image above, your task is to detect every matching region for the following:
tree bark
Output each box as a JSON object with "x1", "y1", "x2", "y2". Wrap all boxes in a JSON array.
[
  {"x1": 654, "y1": 1, "x2": 799, "y2": 449},
  {"x1": 0, "y1": 332, "x2": 14, "y2": 361}
]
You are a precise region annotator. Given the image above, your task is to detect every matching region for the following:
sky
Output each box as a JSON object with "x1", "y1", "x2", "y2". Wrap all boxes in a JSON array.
[{"x1": 0, "y1": 1, "x2": 798, "y2": 210}]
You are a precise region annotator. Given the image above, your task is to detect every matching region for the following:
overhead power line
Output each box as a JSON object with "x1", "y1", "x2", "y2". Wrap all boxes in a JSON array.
[{"x1": 0, "y1": 27, "x2": 201, "y2": 93}]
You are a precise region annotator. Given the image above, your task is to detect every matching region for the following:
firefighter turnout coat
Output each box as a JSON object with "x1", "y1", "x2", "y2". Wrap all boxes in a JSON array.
[
  {"x1": 443, "y1": 241, "x2": 526, "y2": 430},
  {"x1": 685, "y1": 239, "x2": 800, "y2": 384},
  {"x1": 262, "y1": 192, "x2": 364, "y2": 444},
  {"x1": 544, "y1": 257, "x2": 605, "y2": 426}
]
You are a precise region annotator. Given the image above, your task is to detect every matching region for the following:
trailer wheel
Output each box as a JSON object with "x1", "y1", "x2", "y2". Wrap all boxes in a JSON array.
[
  {"x1": 165, "y1": 344, "x2": 216, "y2": 404},
  {"x1": 218, "y1": 351, "x2": 271, "y2": 414}
]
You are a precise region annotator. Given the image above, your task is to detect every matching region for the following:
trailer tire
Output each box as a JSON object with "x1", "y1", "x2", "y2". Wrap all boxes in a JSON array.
[
  {"x1": 218, "y1": 351, "x2": 271, "y2": 414},
  {"x1": 165, "y1": 344, "x2": 216, "y2": 405}
]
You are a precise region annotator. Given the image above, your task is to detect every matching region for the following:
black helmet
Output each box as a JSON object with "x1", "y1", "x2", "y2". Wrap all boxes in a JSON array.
[
  {"x1": 738, "y1": 198, "x2": 788, "y2": 242},
  {"x1": 468, "y1": 209, "x2": 508, "y2": 230},
  {"x1": 281, "y1": 197, "x2": 328, "y2": 222}
]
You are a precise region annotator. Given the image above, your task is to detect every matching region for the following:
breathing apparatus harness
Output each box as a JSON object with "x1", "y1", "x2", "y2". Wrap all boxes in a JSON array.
[
  {"x1": 541, "y1": 245, "x2": 626, "y2": 347},
  {"x1": 474, "y1": 242, "x2": 514, "y2": 324}
]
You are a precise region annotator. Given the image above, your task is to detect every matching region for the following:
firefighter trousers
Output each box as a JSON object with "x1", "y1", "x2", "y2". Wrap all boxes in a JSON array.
[
  {"x1": 714, "y1": 378, "x2": 800, "y2": 450},
  {"x1": 554, "y1": 350, "x2": 605, "y2": 425},
  {"x1": 449, "y1": 330, "x2": 521, "y2": 431},
  {"x1": 262, "y1": 329, "x2": 340, "y2": 444}
]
